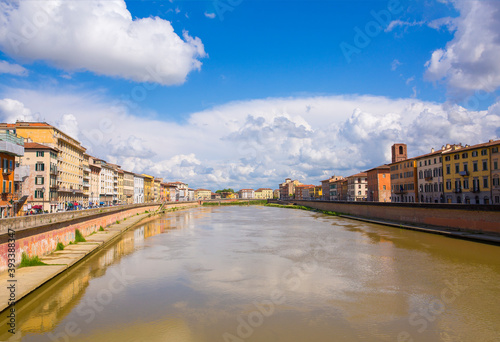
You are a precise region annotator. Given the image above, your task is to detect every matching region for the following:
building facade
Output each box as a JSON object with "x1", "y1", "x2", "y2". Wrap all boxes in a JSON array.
[
  {"x1": 442, "y1": 141, "x2": 498, "y2": 204},
  {"x1": 238, "y1": 189, "x2": 255, "y2": 199},
  {"x1": 195, "y1": 189, "x2": 212, "y2": 200},
  {"x1": 134, "y1": 174, "x2": 144, "y2": 203},
  {"x1": 1, "y1": 122, "x2": 87, "y2": 211},
  {"x1": 1, "y1": 130, "x2": 25, "y2": 217},
  {"x1": 279, "y1": 178, "x2": 302, "y2": 200},
  {"x1": 17, "y1": 142, "x2": 58, "y2": 213},
  {"x1": 347, "y1": 173, "x2": 368, "y2": 201},
  {"x1": 321, "y1": 176, "x2": 343, "y2": 200},
  {"x1": 142, "y1": 174, "x2": 154, "y2": 202},
  {"x1": 254, "y1": 188, "x2": 273, "y2": 199},
  {"x1": 366, "y1": 165, "x2": 391, "y2": 202},
  {"x1": 492, "y1": 142, "x2": 500, "y2": 204},
  {"x1": 89, "y1": 156, "x2": 101, "y2": 206},
  {"x1": 123, "y1": 171, "x2": 134, "y2": 204}
]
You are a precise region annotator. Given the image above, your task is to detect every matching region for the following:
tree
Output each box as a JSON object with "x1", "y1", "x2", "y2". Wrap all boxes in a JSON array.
[{"x1": 216, "y1": 188, "x2": 234, "y2": 193}]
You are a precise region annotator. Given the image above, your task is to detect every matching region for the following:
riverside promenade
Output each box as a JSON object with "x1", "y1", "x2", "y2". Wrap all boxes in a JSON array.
[{"x1": 0, "y1": 203, "x2": 199, "y2": 313}]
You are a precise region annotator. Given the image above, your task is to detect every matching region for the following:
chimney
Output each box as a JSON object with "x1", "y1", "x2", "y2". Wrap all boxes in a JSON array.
[
  {"x1": 431, "y1": 148, "x2": 434, "y2": 153},
  {"x1": 446, "y1": 144, "x2": 450, "y2": 149}
]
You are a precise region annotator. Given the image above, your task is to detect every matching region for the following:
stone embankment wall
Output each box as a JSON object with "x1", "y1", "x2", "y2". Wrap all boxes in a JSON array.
[
  {"x1": 279, "y1": 200, "x2": 500, "y2": 234},
  {"x1": 0, "y1": 202, "x2": 198, "y2": 273}
]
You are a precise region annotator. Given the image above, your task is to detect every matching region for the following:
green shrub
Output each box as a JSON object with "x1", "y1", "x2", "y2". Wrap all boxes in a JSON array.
[
  {"x1": 116, "y1": 220, "x2": 120, "y2": 224},
  {"x1": 74, "y1": 229, "x2": 86, "y2": 242},
  {"x1": 99, "y1": 226, "x2": 104, "y2": 231},
  {"x1": 56, "y1": 242, "x2": 64, "y2": 251},
  {"x1": 19, "y1": 253, "x2": 47, "y2": 268}
]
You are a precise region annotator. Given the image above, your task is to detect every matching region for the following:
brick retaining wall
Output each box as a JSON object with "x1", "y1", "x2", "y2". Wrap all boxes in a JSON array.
[{"x1": 284, "y1": 200, "x2": 500, "y2": 234}]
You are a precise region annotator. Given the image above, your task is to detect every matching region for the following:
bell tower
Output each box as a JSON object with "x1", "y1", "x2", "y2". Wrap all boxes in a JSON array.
[{"x1": 391, "y1": 143, "x2": 407, "y2": 163}]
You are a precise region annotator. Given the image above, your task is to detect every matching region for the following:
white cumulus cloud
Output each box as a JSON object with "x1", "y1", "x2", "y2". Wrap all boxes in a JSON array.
[
  {"x1": 1, "y1": 90, "x2": 499, "y2": 189},
  {"x1": 0, "y1": 0, "x2": 206, "y2": 85},
  {"x1": 424, "y1": 0, "x2": 500, "y2": 95}
]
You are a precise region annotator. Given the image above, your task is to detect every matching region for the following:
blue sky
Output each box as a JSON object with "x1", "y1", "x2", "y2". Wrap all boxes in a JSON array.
[{"x1": 0, "y1": 0, "x2": 499, "y2": 189}]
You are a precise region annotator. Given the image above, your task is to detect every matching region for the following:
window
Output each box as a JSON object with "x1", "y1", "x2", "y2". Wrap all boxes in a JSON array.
[
  {"x1": 481, "y1": 149, "x2": 487, "y2": 156},
  {"x1": 2, "y1": 180, "x2": 5, "y2": 193},
  {"x1": 483, "y1": 160, "x2": 488, "y2": 171},
  {"x1": 473, "y1": 178, "x2": 480, "y2": 190},
  {"x1": 36, "y1": 151, "x2": 44, "y2": 157},
  {"x1": 8, "y1": 181, "x2": 12, "y2": 193},
  {"x1": 473, "y1": 161, "x2": 478, "y2": 172},
  {"x1": 419, "y1": 171, "x2": 423, "y2": 179},
  {"x1": 34, "y1": 190, "x2": 44, "y2": 199},
  {"x1": 446, "y1": 165, "x2": 450, "y2": 174},
  {"x1": 455, "y1": 164, "x2": 459, "y2": 173},
  {"x1": 445, "y1": 156, "x2": 450, "y2": 161},
  {"x1": 424, "y1": 160, "x2": 427, "y2": 166},
  {"x1": 494, "y1": 160, "x2": 498, "y2": 170},
  {"x1": 35, "y1": 163, "x2": 45, "y2": 171},
  {"x1": 483, "y1": 177, "x2": 489, "y2": 188},
  {"x1": 454, "y1": 154, "x2": 460, "y2": 160},
  {"x1": 382, "y1": 185, "x2": 386, "y2": 190},
  {"x1": 446, "y1": 180, "x2": 451, "y2": 190},
  {"x1": 463, "y1": 163, "x2": 468, "y2": 173},
  {"x1": 35, "y1": 177, "x2": 44, "y2": 185},
  {"x1": 463, "y1": 179, "x2": 469, "y2": 189},
  {"x1": 472, "y1": 151, "x2": 478, "y2": 157},
  {"x1": 493, "y1": 177, "x2": 500, "y2": 186},
  {"x1": 462, "y1": 152, "x2": 468, "y2": 158},
  {"x1": 419, "y1": 161, "x2": 422, "y2": 167},
  {"x1": 382, "y1": 174, "x2": 386, "y2": 178},
  {"x1": 493, "y1": 147, "x2": 499, "y2": 153},
  {"x1": 455, "y1": 179, "x2": 461, "y2": 190}
]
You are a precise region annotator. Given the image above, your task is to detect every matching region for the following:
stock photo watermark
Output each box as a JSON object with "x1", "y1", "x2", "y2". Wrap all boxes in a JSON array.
[
  {"x1": 397, "y1": 278, "x2": 468, "y2": 342},
  {"x1": 340, "y1": 0, "x2": 403, "y2": 63},
  {"x1": 222, "y1": 237, "x2": 332, "y2": 342},
  {"x1": 46, "y1": 265, "x2": 135, "y2": 342}
]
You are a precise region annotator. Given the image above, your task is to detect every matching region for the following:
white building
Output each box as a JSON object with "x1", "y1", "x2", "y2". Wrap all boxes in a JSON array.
[
  {"x1": 134, "y1": 174, "x2": 144, "y2": 203},
  {"x1": 167, "y1": 182, "x2": 188, "y2": 201},
  {"x1": 347, "y1": 173, "x2": 368, "y2": 201},
  {"x1": 238, "y1": 189, "x2": 255, "y2": 199}
]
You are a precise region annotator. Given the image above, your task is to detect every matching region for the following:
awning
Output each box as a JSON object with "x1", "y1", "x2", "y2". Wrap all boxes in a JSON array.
[
  {"x1": 100, "y1": 202, "x2": 105, "y2": 205},
  {"x1": 32, "y1": 205, "x2": 42, "y2": 209},
  {"x1": 73, "y1": 202, "x2": 79, "y2": 206}
]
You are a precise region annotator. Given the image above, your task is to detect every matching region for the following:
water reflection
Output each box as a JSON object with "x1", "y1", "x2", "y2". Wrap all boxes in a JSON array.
[{"x1": 1, "y1": 206, "x2": 499, "y2": 342}]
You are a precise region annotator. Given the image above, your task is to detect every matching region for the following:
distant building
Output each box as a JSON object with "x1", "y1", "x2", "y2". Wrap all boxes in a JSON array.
[
  {"x1": 195, "y1": 189, "x2": 212, "y2": 200},
  {"x1": 388, "y1": 144, "x2": 418, "y2": 203},
  {"x1": 16, "y1": 142, "x2": 57, "y2": 213},
  {"x1": 365, "y1": 165, "x2": 391, "y2": 202},
  {"x1": 295, "y1": 184, "x2": 315, "y2": 200},
  {"x1": 238, "y1": 189, "x2": 254, "y2": 199},
  {"x1": 168, "y1": 182, "x2": 189, "y2": 201},
  {"x1": 211, "y1": 192, "x2": 221, "y2": 200},
  {"x1": 134, "y1": 174, "x2": 145, "y2": 204},
  {"x1": 123, "y1": 170, "x2": 135, "y2": 204},
  {"x1": 442, "y1": 140, "x2": 499, "y2": 204},
  {"x1": 273, "y1": 189, "x2": 279, "y2": 199},
  {"x1": 346, "y1": 173, "x2": 368, "y2": 201},
  {"x1": 320, "y1": 176, "x2": 344, "y2": 200},
  {"x1": 142, "y1": 174, "x2": 154, "y2": 202},
  {"x1": 415, "y1": 145, "x2": 458, "y2": 204},
  {"x1": 492, "y1": 142, "x2": 500, "y2": 204},
  {"x1": 279, "y1": 178, "x2": 302, "y2": 200},
  {"x1": 254, "y1": 188, "x2": 273, "y2": 199}
]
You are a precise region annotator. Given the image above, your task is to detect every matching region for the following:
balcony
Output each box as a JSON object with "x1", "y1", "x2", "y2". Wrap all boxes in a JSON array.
[
  {"x1": 453, "y1": 188, "x2": 462, "y2": 193},
  {"x1": 83, "y1": 174, "x2": 90, "y2": 180},
  {"x1": 2, "y1": 169, "x2": 12, "y2": 176},
  {"x1": 471, "y1": 187, "x2": 480, "y2": 193},
  {"x1": 50, "y1": 167, "x2": 58, "y2": 175},
  {"x1": 459, "y1": 171, "x2": 469, "y2": 176},
  {"x1": 0, "y1": 131, "x2": 24, "y2": 157},
  {"x1": 424, "y1": 176, "x2": 433, "y2": 181},
  {"x1": 393, "y1": 189, "x2": 407, "y2": 195}
]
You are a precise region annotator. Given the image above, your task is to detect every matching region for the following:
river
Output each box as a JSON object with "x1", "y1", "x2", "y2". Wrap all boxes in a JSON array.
[{"x1": 2, "y1": 206, "x2": 500, "y2": 341}]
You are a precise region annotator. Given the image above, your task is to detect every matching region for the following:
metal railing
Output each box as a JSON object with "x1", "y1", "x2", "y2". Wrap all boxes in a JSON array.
[{"x1": 0, "y1": 131, "x2": 24, "y2": 145}]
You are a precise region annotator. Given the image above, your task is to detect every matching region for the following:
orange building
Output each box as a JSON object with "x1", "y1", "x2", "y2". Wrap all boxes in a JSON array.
[
  {"x1": 295, "y1": 184, "x2": 315, "y2": 200},
  {"x1": 389, "y1": 143, "x2": 418, "y2": 203},
  {"x1": 1, "y1": 129, "x2": 25, "y2": 217},
  {"x1": 365, "y1": 165, "x2": 391, "y2": 202}
]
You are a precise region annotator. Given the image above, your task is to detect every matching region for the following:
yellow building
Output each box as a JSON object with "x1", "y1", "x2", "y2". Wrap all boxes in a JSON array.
[
  {"x1": 443, "y1": 140, "x2": 499, "y2": 204},
  {"x1": 141, "y1": 174, "x2": 154, "y2": 202},
  {"x1": 195, "y1": 189, "x2": 212, "y2": 200},
  {"x1": 254, "y1": 188, "x2": 273, "y2": 199},
  {"x1": 491, "y1": 141, "x2": 500, "y2": 204},
  {"x1": 154, "y1": 178, "x2": 162, "y2": 202},
  {"x1": 1, "y1": 122, "x2": 86, "y2": 211},
  {"x1": 313, "y1": 185, "x2": 322, "y2": 199}
]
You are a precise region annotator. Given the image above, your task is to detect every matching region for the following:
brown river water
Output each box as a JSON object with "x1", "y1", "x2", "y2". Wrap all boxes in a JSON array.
[{"x1": 1, "y1": 206, "x2": 500, "y2": 342}]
